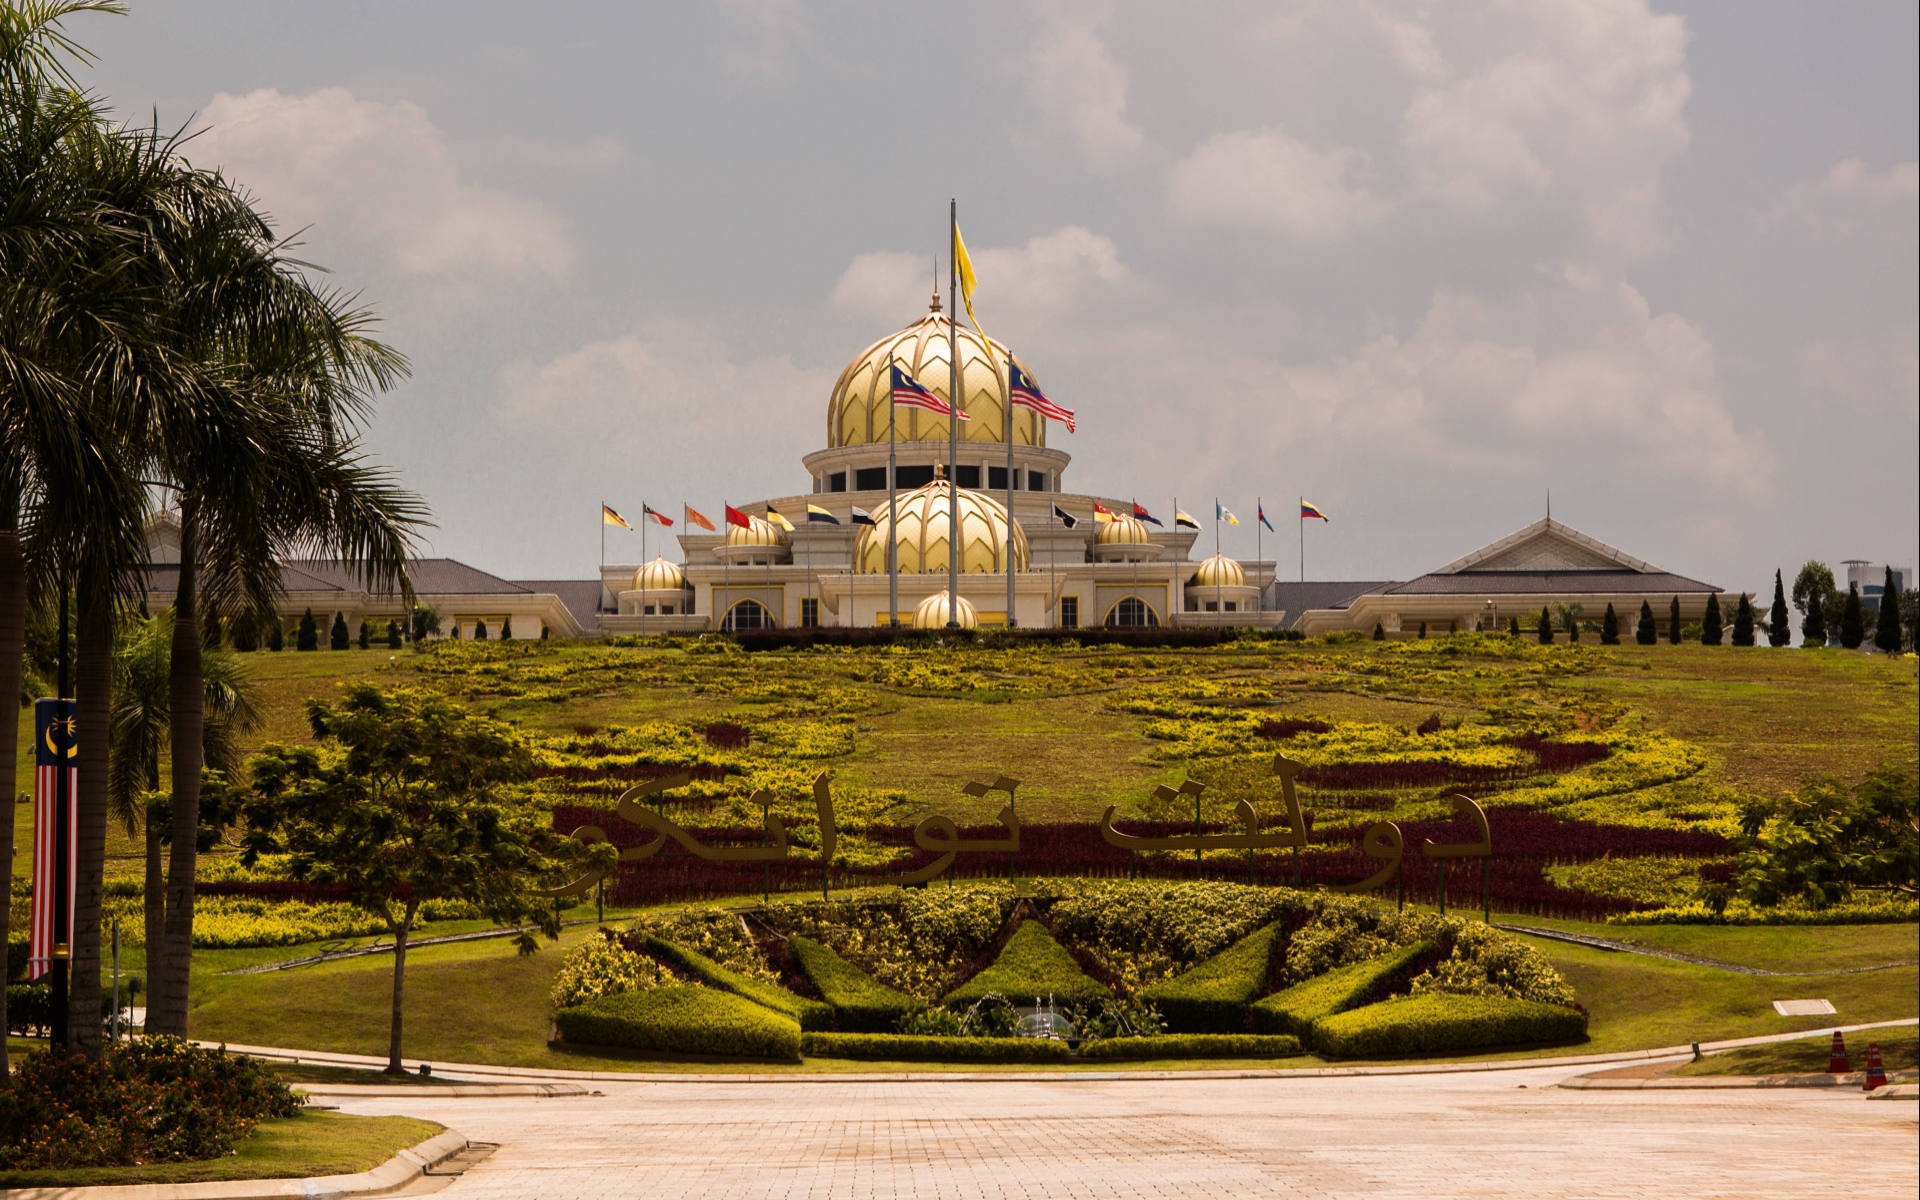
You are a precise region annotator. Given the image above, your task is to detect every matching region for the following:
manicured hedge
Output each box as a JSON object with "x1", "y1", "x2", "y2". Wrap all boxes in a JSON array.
[
  {"x1": 1311, "y1": 993, "x2": 1588, "y2": 1059},
  {"x1": 788, "y1": 936, "x2": 923, "y2": 1033},
  {"x1": 644, "y1": 935, "x2": 834, "y2": 1030},
  {"x1": 801, "y1": 1032, "x2": 1071, "y2": 1062},
  {"x1": 1075, "y1": 1033, "x2": 1301, "y2": 1061},
  {"x1": 554, "y1": 985, "x2": 802, "y2": 1060},
  {"x1": 1141, "y1": 923, "x2": 1279, "y2": 1033},
  {"x1": 1251, "y1": 940, "x2": 1436, "y2": 1042},
  {"x1": 945, "y1": 921, "x2": 1109, "y2": 1006}
]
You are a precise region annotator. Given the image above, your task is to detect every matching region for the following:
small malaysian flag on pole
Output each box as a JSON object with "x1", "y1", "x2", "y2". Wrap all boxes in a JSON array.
[
  {"x1": 30, "y1": 698, "x2": 77, "y2": 982},
  {"x1": 889, "y1": 363, "x2": 966, "y2": 418},
  {"x1": 1008, "y1": 361, "x2": 1075, "y2": 432}
]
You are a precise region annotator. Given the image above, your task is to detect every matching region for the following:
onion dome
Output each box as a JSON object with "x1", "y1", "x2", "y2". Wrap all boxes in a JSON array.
[
  {"x1": 826, "y1": 294, "x2": 1047, "y2": 450},
  {"x1": 725, "y1": 514, "x2": 790, "y2": 547},
  {"x1": 1095, "y1": 516, "x2": 1155, "y2": 546},
  {"x1": 913, "y1": 592, "x2": 979, "y2": 630},
  {"x1": 1188, "y1": 553, "x2": 1246, "y2": 588},
  {"x1": 853, "y1": 481, "x2": 1028, "y2": 574},
  {"x1": 633, "y1": 556, "x2": 686, "y2": 591}
]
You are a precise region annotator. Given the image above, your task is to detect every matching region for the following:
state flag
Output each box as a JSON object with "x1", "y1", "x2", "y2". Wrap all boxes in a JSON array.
[
  {"x1": 1052, "y1": 505, "x2": 1079, "y2": 529},
  {"x1": 684, "y1": 505, "x2": 717, "y2": 532}
]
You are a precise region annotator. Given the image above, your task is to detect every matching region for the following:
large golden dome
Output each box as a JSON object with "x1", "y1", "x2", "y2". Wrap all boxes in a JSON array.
[
  {"x1": 853, "y1": 481, "x2": 1029, "y2": 574},
  {"x1": 1095, "y1": 516, "x2": 1154, "y2": 545},
  {"x1": 913, "y1": 592, "x2": 978, "y2": 630},
  {"x1": 1188, "y1": 553, "x2": 1246, "y2": 587},
  {"x1": 827, "y1": 299, "x2": 1047, "y2": 450},
  {"x1": 726, "y1": 515, "x2": 790, "y2": 547},
  {"x1": 633, "y1": 556, "x2": 686, "y2": 591}
]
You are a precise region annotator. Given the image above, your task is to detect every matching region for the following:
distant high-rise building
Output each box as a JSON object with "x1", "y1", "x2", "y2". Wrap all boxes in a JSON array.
[{"x1": 1842, "y1": 560, "x2": 1912, "y2": 615}]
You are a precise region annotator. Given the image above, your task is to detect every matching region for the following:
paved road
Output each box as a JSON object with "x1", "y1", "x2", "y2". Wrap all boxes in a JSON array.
[{"x1": 334, "y1": 1062, "x2": 1919, "y2": 1199}]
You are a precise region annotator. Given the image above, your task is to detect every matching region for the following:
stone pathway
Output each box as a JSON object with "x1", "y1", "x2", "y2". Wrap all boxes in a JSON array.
[{"x1": 332, "y1": 1061, "x2": 1918, "y2": 1198}]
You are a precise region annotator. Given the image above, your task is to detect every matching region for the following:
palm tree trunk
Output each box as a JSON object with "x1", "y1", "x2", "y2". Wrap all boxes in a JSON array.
[
  {"x1": 68, "y1": 588, "x2": 112, "y2": 1058},
  {"x1": 385, "y1": 901, "x2": 418, "y2": 1074},
  {"x1": 152, "y1": 501, "x2": 203, "y2": 1037},
  {"x1": 144, "y1": 795, "x2": 165, "y2": 968},
  {"x1": 0, "y1": 527, "x2": 27, "y2": 1075}
]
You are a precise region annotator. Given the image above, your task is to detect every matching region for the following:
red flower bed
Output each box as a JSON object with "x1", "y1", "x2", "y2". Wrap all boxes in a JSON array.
[{"x1": 1257, "y1": 718, "x2": 1332, "y2": 739}]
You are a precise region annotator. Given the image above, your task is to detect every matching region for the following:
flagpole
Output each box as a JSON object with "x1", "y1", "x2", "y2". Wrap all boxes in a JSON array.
[
  {"x1": 1049, "y1": 506, "x2": 1057, "y2": 627},
  {"x1": 948, "y1": 199, "x2": 960, "y2": 628},
  {"x1": 1214, "y1": 497, "x2": 1221, "y2": 560},
  {"x1": 888, "y1": 361, "x2": 899, "y2": 628},
  {"x1": 640, "y1": 508, "x2": 646, "y2": 638},
  {"x1": 1299, "y1": 496, "x2": 1304, "y2": 583},
  {"x1": 1005, "y1": 349, "x2": 1016, "y2": 627},
  {"x1": 722, "y1": 503, "x2": 730, "y2": 633},
  {"x1": 1256, "y1": 496, "x2": 1262, "y2": 614}
]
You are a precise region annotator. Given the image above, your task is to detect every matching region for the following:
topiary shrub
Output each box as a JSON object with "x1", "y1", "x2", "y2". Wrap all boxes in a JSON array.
[
  {"x1": 554, "y1": 986, "x2": 801, "y2": 1060},
  {"x1": 788, "y1": 935, "x2": 922, "y2": 1032},
  {"x1": 296, "y1": 608, "x2": 318, "y2": 651},
  {"x1": 549, "y1": 934, "x2": 672, "y2": 1010},
  {"x1": 1310, "y1": 993, "x2": 1586, "y2": 1058},
  {"x1": 329, "y1": 611, "x2": 349, "y2": 650},
  {"x1": 944, "y1": 920, "x2": 1109, "y2": 1006},
  {"x1": 1251, "y1": 940, "x2": 1438, "y2": 1042},
  {"x1": 1075, "y1": 1033, "x2": 1300, "y2": 1061},
  {"x1": 1141, "y1": 923, "x2": 1279, "y2": 1033},
  {"x1": 645, "y1": 935, "x2": 833, "y2": 1030},
  {"x1": 800, "y1": 1032, "x2": 1070, "y2": 1062}
]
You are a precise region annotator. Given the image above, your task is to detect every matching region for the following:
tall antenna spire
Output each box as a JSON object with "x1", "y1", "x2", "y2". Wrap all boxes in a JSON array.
[{"x1": 1546, "y1": 490, "x2": 1551, "y2": 522}]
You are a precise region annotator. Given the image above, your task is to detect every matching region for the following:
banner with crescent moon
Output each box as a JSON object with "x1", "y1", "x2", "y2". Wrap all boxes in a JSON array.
[{"x1": 30, "y1": 698, "x2": 78, "y2": 982}]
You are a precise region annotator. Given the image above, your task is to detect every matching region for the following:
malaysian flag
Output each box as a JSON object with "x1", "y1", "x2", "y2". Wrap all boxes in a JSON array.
[
  {"x1": 30, "y1": 698, "x2": 77, "y2": 983},
  {"x1": 889, "y1": 364, "x2": 966, "y2": 419},
  {"x1": 1009, "y1": 361, "x2": 1075, "y2": 433}
]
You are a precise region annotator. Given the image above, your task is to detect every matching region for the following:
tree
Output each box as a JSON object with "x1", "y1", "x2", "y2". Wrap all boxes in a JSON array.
[
  {"x1": 1731, "y1": 594, "x2": 1754, "y2": 646},
  {"x1": 1768, "y1": 570, "x2": 1790, "y2": 647},
  {"x1": 1416, "y1": 621, "x2": 1425, "y2": 639},
  {"x1": 297, "y1": 608, "x2": 318, "y2": 651},
  {"x1": 1667, "y1": 596, "x2": 1681, "y2": 645},
  {"x1": 1791, "y1": 561, "x2": 1840, "y2": 623},
  {"x1": 1556, "y1": 602, "x2": 1583, "y2": 644},
  {"x1": 329, "y1": 611, "x2": 349, "y2": 650},
  {"x1": 1838, "y1": 584, "x2": 1864, "y2": 649},
  {"x1": 1635, "y1": 600, "x2": 1656, "y2": 645},
  {"x1": 1372, "y1": 622, "x2": 1384, "y2": 641},
  {"x1": 473, "y1": 618, "x2": 488, "y2": 641},
  {"x1": 1507, "y1": 616, "x2": 1519, "y2": 637},
  {"x1": 1902, "y1": 588, "x2": 1919, "y2": 653},
  {"x1": 1873, "y1": 567, "x2": 1902, "y2": 653},
  {"x1": 500, "y1": 615, "x2": 512, "y2": 641},
  {"x1": 1701, "y1": 594, "x2": 1723, "y2": 645},
  {"x1": 267, "y1": 622, "x2": 283, "y2": 651},
  {"x1": 386, "y1": 619, "x2": 402, "y2": 649},
  {"x1": 1600, "y1": 603, "x2": 1619, "y2": 645},
  {"x1": 240, "y1": 685, "x2": 602, "y2": 1072},
  {"x1": 1537, "y1": 605, "x2": 1553, "y2": 644},
  {"x1": 410, "y1": 604, "x2": 439, "y2": 644},
  {"x1": 356, "y1": 619, "x2": 370, "y2": 650},
  {"x1": 1802, "y1": 588, "x2": 1826, "y2": 647},
  {"x1": 1732, "y1": 766, "x2": 1917, "y2": 909}
]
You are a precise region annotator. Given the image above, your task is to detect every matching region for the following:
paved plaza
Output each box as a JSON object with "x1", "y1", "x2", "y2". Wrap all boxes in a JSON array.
[{"x1": 333, "y1": 1062, "x2": 1920, "y2": 1199}]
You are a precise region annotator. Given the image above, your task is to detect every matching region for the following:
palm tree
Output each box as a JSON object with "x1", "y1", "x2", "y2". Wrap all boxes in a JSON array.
[{"x1": 109, "y1": 611, "x2": 259, "y2": 954}]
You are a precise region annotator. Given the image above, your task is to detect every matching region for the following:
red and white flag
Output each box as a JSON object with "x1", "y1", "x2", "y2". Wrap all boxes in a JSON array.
[{"x1": 30, "y1": 698, "x2": 77, "y2": 983}]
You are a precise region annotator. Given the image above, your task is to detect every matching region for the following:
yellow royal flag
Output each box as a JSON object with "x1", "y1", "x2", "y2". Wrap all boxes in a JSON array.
[
  {"x1": 601, "y1": 503, "x2": 632, "y2": 530},
  {"x1": 953, "y1": 221, "x2": 990, "y2": 354}
]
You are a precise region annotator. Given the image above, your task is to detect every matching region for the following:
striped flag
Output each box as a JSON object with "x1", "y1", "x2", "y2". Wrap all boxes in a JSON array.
[
  {"x1": 601, "y1": 503, "x2": 632, "y2": 530},
  {"x1": 30, "y1": 698, "x2": 77, "y2": 983},
  {"x1": 1257, "y1": 503, "x2": 1275, "y2": 532},
  {"x1": 1009, "y1": 361, "x2": 1076, "y2": 432},
  {"x1": 1132, "y1": 501, "x2": 1162, "y2": 527},
  {"x1": 889, "y1": 363, "x2": 966, "y2": 419},
  {"x1": 849, "y1": 506, "x2": 877, "y2": 526},
  {"x1": 642, "y1": 504, "x2": 673, "y2": 527},
  {"x1": 807, "y1": 504, "x2": 841, "y2": 524},
  {"x1": 1175, "y1": 510, "x2": 1200, "y2": 530},
  {"x1": 1091, "y1": 502, "x2": 1117, "y2": 524},
  {"x1": 1300, "y1": 499, "x2": 1329, "y2": 521},
  {"x1": 765, "y1": 505, "x2": 796, "y2": 532}
]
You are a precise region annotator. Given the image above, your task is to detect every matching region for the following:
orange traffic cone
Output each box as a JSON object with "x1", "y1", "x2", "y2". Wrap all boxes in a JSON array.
[
  {"x1": 1828, "y1": 1031, "x2": 1852, "y2": 1073},
  {"x1": 1862, "y1": 1042, "x2": 1886, "y2": 1091}
]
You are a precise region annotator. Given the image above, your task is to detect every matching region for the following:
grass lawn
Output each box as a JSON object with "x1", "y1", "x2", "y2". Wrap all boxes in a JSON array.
[
  {"x1": 1495, "y1": 915, "x2": 1919, "y2": 973},
  {"x1": 1669, "y1": 1024, "x2": 1919, "y2": 1076},
  {"x1": 0, "y1": 1112, "x2": 441, "y2": 1190}
]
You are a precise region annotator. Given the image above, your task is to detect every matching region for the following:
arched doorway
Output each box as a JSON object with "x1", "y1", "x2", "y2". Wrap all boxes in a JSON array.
[
  {"x1": 1104, "y1": 596, "x2": 1160, "y2": 627},
  {"x1": 723, "y1": 599, "x2": 773, "y2": 631}
]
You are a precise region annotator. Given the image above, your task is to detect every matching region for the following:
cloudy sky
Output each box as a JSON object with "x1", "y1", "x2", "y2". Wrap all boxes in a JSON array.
[{"x1": 81, "y1": 1, "x2": 1916, "y2": 595}]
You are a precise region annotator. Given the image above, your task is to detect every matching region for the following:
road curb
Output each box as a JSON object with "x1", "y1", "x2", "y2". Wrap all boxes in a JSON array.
[
  {"x1": 0, "y1": 1129, "x2": 469, "y2": 1200},
  {"x1": 1561, "y1": 1069, "x2": 1920, "y2": 1091}
]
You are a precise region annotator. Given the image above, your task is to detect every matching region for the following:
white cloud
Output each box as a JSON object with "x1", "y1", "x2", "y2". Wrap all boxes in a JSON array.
[
  {"x1": 1798, "y1": 331, "x2": 1920, "y2": 421},
  {"x1": 831, "y1": 226, "x2": 1131, "y2": 328},
  {"x1": 1023, "y1": 0, "x2": 1145, "y2": 174},
  {"x1": 188, "y1": 87, "x2": 575, "y2": 290},
  {"x1": 1760, "y1": 159, "x2": 1919, "y2": 244},
  {"x1": 716, "y1": 0, "x2": 805, "y2": 78},
  {"x1": 1166, "y1": 128, "x2": 1387, "y2": 238}
]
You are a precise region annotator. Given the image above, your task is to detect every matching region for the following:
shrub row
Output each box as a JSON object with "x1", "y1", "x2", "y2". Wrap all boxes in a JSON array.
[
  {"x1": 553, "y1": 986, "x2": 802, "y2": 1061},
  {"x1": 1311, "y1": 993, "x2": 1587, "y2": 1058},
  {"x1": 788, "y1": 936, "x2": 922, "y2": 1032},
  {"x1": 1074, "y1": 1034, "x2": 1300, "y2": 1061},
  {"x1": 1252, "y1": 941, "x2": 1438, "y2": 1041},
  {"x1": 643, "y1": 935, "x2": 833, "y2": 1031},
  {"x1": 1142, "y1": 923, "x2": 1280, "y2": 1033},
  {"x1": 945, "y1": 921, "x2": 1109, "y2": 1006},
  {"x1": 800, "y1": 1032, "x2": 1071, "y2": 1062}
]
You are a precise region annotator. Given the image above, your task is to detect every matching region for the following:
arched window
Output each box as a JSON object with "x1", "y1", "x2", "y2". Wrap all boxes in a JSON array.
[
  {"x1": 1105, "y1": 597, "x2": 1159, "y2": 627},
  {"x1": 723, "y1": 599, "x2": 773, "y2": 631}
]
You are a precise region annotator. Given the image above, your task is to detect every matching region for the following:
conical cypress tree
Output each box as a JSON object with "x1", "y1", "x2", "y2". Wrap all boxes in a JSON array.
[
  {"x1": 1667, "y1": 596, "x2": 1681, "y2": 644},
  {"x1": 1417, "y1": 621, "x2": 1426, "y2": 638},
  {"x1": 1802, "y1": 589, "x2": 1826, "y2": 647},
  {"x1": 1701, "y1": 595, "x2": 1723, "y2": 645},
  {"x1": 330, "y1": 611, "x2": 350, "y2": 650},
  {"x1": 449, "y1": 621, "x2": 461, "y2": 640},
  {"x1": 1635, "y1": 600, "x2": 1656, "y2": 644},
  {"x1": 297, "y1": 608, "x2": 319, "y2": 651},
  {"x1": 357, "y1": 620, "x2": 371, "y2": 650},
  {"x1": 1768, "y1": 570, "x2": 1791, "y2": 647},
  {"x1": 1372, "y1": 622, "x2": 1385, "y2": 641},
  {"x1": 502, "y1": 616, "x2": 513, "y2": 640},
  {"x1": 1508, "y1": 616, "x2": 1520, "y2": 637},
  {"x1": 474, "y1": 618, "x2": 489, "y2": 641},
  {"x1": 1732, "y1": 594, "x2": 1754, "y2": 646},
  {"x1": 1874, "y1": 566, "x2": 1903, "y2": 652},
  {"x1": 388, "y1": 620, "x2": 403, "y2": 650},
  {"x1": 1537, "y1": 605, "x2": 1554, "y2": 644},
  {"x1": 1839, "y1": 584, "x2": 1864, "y2": 649},
  {"x1": 1601, "y1": 603, "x2": 1619, "y2": 645}
]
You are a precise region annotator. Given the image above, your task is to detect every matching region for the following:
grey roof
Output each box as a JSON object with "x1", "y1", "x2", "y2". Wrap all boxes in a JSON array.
[
  {"x1": 514, "y1": 580, "x2": 605, "y2": 630},
  {"x1": 1268, "y1": 582, "x2": 1395, "y2": 627},
  {"x1": 1378, "y1": 570, "x2": 1718, "y2": 596},
  {"x1": 283, "y1": 559, "x2": 533, "y2": 596}
]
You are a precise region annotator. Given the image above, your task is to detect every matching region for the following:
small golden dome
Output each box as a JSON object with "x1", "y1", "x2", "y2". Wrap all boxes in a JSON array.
[
  {"x1": 853, "y1": 481, "x2": 1028, "y2": 574},
  {"x1": 633, "y1": 556, "x2": 686, "y2": 591},
  {"x1": 913, "y1": 592, "x2": 978, "y2": 630},
  {"x1": 826, "y1": 311, "x2": 1047, "y2": 450},
  {"x1": 1189, "y1": 553, "x2": 1246, "y2": 588},
  {"x1": 725, "y1": 515, "x2": 790, "y2": 548},
  {"x1": 1095, "y1": 516, "x2": 1154, "y2": 545}
]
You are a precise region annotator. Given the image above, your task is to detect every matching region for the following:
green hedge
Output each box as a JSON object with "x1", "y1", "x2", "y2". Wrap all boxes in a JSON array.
[
  {"x1": 1075, "y1": 1033, "x2": 1300, "y2": 1061},
  {"x1": 944, "y1": 921, "x2": 1109, "y2": 1006},
  {"x1": 1250, "y1": 940, "x2": 1435, "y2": 1043},
  {"x1": 1141, "y1": 923, "x2": 1278, "y2": 1033},
  {"x1": 801, "y1": 1032, "x2": 1071, "y2": 1063},
  {"x1": 788, "y1": 936, "x2": 923, "y2": 1033},
  {"x1": 554, "y1": 985, "x2": 802, "y2": 1060},
  {"x1": 644, "y1": 935, "x2": 834, "y2": 1030},
  {"x1": 1312, "y1": 993, "x2": 1588, "y2": 1059}
]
